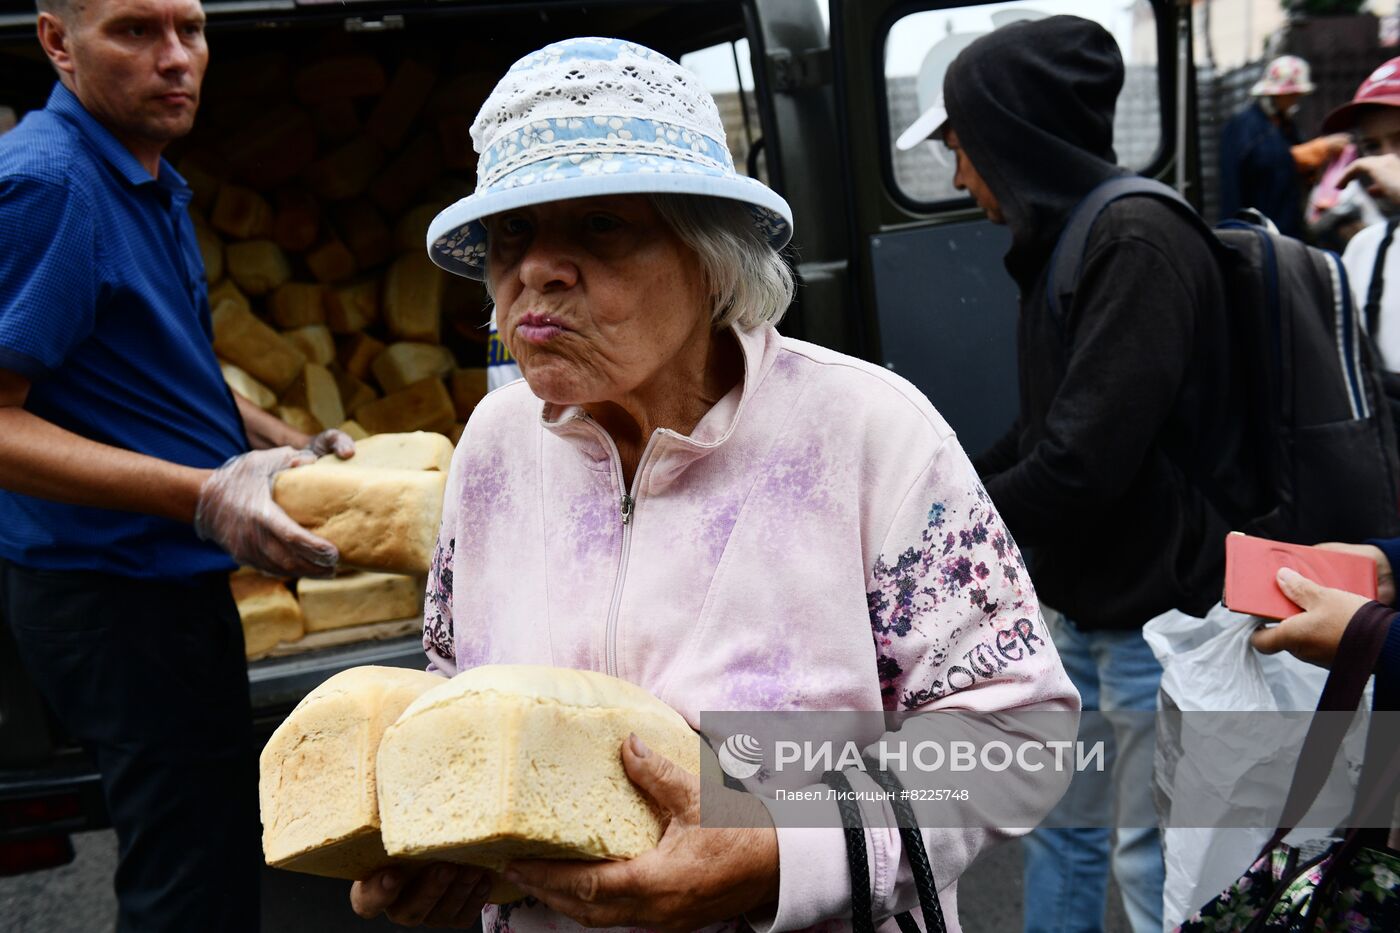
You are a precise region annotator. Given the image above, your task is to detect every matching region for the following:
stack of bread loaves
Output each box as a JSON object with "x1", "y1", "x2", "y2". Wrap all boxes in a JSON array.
[
  {"x1": 260, "y1": 665, "x2": 701, "y2": 903},
  {"x1": 232, "y1": 431, "x2": 452, "y2": 658},
  {"x1": 192, "y1": 48, "x2": 491, "y2": 657},
  {"x1": 177, "y1": 50, "x2": 495, "y2": 446}
]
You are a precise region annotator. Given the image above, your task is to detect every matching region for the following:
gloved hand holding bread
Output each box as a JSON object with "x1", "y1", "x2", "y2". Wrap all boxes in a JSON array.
[
  {"x1": 271, "y1": 431, "x2": 452, "y2": 576},
  {"x1": 194, "y1": 446, "x2": 340, "y2": 578}
]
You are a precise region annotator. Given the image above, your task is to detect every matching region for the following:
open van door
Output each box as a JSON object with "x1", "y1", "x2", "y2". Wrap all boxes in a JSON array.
[{"x1": 828, "y1": 0, "x2": 1188, "y2": 457}]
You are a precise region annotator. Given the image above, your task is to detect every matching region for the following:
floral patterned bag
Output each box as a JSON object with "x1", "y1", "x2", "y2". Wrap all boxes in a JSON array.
[
  {"x1": 1175, "y1": 837, "x2": 1399, "y2": 932},
  {"x1": 1173, "y1": 605, "x2": 1400, "y2": 933}
]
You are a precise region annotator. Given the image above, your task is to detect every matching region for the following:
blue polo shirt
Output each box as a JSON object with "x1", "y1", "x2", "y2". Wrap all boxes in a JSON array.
[{"x1": 0, "y1": 83, "x2": 247, "y2": 579}]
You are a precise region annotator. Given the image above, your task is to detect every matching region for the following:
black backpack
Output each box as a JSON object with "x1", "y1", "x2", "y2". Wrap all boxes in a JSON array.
[{"x1": 1047, "y1": 175, "x2": 1400, "y2": 545}]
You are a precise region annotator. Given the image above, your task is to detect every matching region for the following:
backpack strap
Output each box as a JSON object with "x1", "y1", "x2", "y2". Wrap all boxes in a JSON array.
[
  {"x1": 1364, "y1": 218, "x2": 1400, "y2": 338},
  {"x1": 1046, "y1": 175, "x2": 1207, "y2": 326}
]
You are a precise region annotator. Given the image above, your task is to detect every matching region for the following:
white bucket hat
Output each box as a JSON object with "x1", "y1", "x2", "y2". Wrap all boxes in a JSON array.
[
  {"x1": 1250, "y1": 55, "x2": 1315, "y2": 97},
  {"x1": 426, "y1": 37, "x2": 794, "y2": 280}
]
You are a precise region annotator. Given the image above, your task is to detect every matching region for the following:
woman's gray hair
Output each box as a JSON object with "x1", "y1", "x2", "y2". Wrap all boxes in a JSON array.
[
  {"x1": 649, "y1": 193, "x2": 795, "y2": 330},
  {"x1": 481, "y1": 194, "x2": 795, "y2": 330}
]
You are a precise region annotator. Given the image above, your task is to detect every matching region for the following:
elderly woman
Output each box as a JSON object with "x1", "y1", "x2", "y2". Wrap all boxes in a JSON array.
[{"x1": 350, "y1": 37, "x2": 1077, "y2": 932}]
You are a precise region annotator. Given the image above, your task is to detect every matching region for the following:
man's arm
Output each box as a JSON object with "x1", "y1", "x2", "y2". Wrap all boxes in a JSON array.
[
  {"x1": 1291, "y1": 133, "x2": 1349, "y2": 179},
  {"x1": 0, "y1": 368, "x2": 206, "y2": 522},
  {"x1": 0, "y1": 175, "x2": 342, "y2": 574},
  {"x1": 233, "y1": 389, "x2": 355, "y2": 459},
  {"x1": 0, "y1": 368, "x2": 339, "y2": 576},
  {"x1": 234, "y1": 391, "x2": 308, "y2": 451}
]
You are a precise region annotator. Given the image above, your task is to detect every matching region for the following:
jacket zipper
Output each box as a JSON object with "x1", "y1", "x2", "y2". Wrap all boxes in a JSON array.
[
  {"x1": 605, "y1": 496, "x2": 633, "y2": 678},
  {"x1": 589, "y1": 419, "x2": 661, "y2": 677}
]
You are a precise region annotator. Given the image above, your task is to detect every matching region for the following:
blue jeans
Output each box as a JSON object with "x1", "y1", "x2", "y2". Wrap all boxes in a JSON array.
[{"x1": 1023, "y1": 609, "x2": 1165, "y2": 933}]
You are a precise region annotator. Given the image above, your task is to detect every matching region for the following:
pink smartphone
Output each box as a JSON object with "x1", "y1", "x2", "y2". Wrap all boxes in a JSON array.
[{"x1": 1223, "y1": 533, "x2": 1377, "y2": 620}]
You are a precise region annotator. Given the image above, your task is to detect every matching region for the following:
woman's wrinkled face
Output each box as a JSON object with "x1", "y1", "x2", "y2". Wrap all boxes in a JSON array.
[{"x1": 484, "y1": 195, "x2": 712, "y2": 408}]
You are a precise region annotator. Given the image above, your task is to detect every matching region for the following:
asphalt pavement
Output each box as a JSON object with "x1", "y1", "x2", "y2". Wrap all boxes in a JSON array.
[{"x1": 0, "y1": 829, "x2": 1131, "y2": 932}]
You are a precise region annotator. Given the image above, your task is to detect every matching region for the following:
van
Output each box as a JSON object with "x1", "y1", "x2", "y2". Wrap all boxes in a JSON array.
[{"x1": 0, "y1": 0, "x2": 1185, "y2": 908}]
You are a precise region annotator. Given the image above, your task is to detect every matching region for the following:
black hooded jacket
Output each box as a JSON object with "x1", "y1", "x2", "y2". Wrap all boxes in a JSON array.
[{"x1": 950, "y1": 16, "x2": 1247, "y2": 629}]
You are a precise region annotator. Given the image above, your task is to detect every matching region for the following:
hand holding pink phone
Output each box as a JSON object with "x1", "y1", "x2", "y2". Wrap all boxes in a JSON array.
[{"x1": 1223, "y1": 532, "x2": 1377, "y2": 620}]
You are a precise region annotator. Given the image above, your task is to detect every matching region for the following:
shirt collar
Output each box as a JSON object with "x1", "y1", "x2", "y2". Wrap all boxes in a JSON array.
[{"x1": 47, "y1": 82, "x2": 191, "y2": 203}]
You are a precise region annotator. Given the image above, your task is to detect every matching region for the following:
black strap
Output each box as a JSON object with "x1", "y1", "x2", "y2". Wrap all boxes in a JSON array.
[
  {"x1": 1365, "y1": 218, "x2": 1400, "y2": 338},
  {"x1": 1237, "y1": 605, "x2": 1400, "y2": 931},
  {"x1": 1045, "y1": 175, "x2": 1207, "y2": 326},
  {"x1": 822, "y1": 770, "x2": 876, "y2": 933},
  {"x1": 893, "y1": 913, "x2": 922, "y2": 933},
  {"x1": 1341, "y1": 611, "x2": 1400, "y2": 834},
  {"x1": 1292, "y1": 708, "x2": 1400, "y2": 931},
  {"x1": 822, "y1": 764, "x2": 949, "y2": 933},
  {"x1": 1267, "y1": 601, "x2": 1397, "y2": 851},
  {"x1": 863, "y1": 757, "x2": 949, "y2": 933}
]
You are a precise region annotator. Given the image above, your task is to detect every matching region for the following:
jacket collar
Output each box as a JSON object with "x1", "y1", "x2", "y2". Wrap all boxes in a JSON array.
[
  {"x1": 540, "y1": 323, "x2": 781, "y2": 488},
  {"x1": 47, "y1": 82, "x2": 190, "y2": 204}
]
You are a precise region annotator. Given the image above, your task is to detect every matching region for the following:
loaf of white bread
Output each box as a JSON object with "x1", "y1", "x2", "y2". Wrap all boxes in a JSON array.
[
  {"x1": 377, "y1": 665, "x2": 700, "y2": 872},
  {"x1": 272, "y1": 431, "x2": 452, "y2": 575},
  {"x1": 259, "y1": 665, "x2": 699, "y2": 904},
  {"x1": 259, "y1": 666, "x2": 444, "y2": 879},
  {"x1": 297, "y1": 572, "x2": 424, "y2": 633},
  {"x1": 316, "y1": 430, "x2": 453, "y2": 473},
  {"x1": 231, "y1": 570, "x2": 303, "y2": 658}
]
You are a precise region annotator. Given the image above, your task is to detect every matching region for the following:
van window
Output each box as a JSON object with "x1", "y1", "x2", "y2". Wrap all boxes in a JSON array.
[
  {"x1": 681, "y1": 39, "x2": 765, "y2": 182},
  {"x1": 883, "y1": 1, "x2": 1162, "y2": 207}
]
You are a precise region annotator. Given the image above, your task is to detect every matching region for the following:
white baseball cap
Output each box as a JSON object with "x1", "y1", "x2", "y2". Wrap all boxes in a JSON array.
[
  {"x1": 893, "y1": 10, "x2": 1053, "y2": 152},
  {"x1": 896, "y1": 99, "x2": 949, "y2": 151}
]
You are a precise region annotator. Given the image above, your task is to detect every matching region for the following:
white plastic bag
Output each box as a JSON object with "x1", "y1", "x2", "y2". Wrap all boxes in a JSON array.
[
  {"x1": 1143, "y1": 603, "x2": 1330, "y2": 713},
  {"x1": 1143, "y1": 603, "x2": 1369, "y2": 929}
]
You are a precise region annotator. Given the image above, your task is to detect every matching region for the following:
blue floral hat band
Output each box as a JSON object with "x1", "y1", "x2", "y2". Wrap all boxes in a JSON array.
[
  {"x1": 478, "y1": 115, "x2": 734, "y2": 187},
  {"x1": 425, "y1": 37, "x2": 794, "y2": 280}
]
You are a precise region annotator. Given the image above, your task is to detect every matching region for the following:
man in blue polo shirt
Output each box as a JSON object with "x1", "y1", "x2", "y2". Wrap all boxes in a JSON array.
[{"x1": 0, "y1": 0, "x2": 353, "y2": 929}]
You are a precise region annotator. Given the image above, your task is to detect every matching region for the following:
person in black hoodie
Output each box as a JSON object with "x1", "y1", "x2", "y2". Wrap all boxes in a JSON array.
[{"x1": 903, "y1": 14, "x2": 1252, "y2": 933}]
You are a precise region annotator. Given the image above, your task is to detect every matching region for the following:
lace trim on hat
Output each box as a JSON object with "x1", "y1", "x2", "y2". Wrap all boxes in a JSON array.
[{"x1": 473, "y1": 37, "x2": 723, "y2": 150}]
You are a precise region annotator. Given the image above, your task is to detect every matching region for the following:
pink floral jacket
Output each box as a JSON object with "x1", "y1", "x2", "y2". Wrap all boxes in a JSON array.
[{"x1": 423, "y1": 323, "x2": 1079, "y2": 933}]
